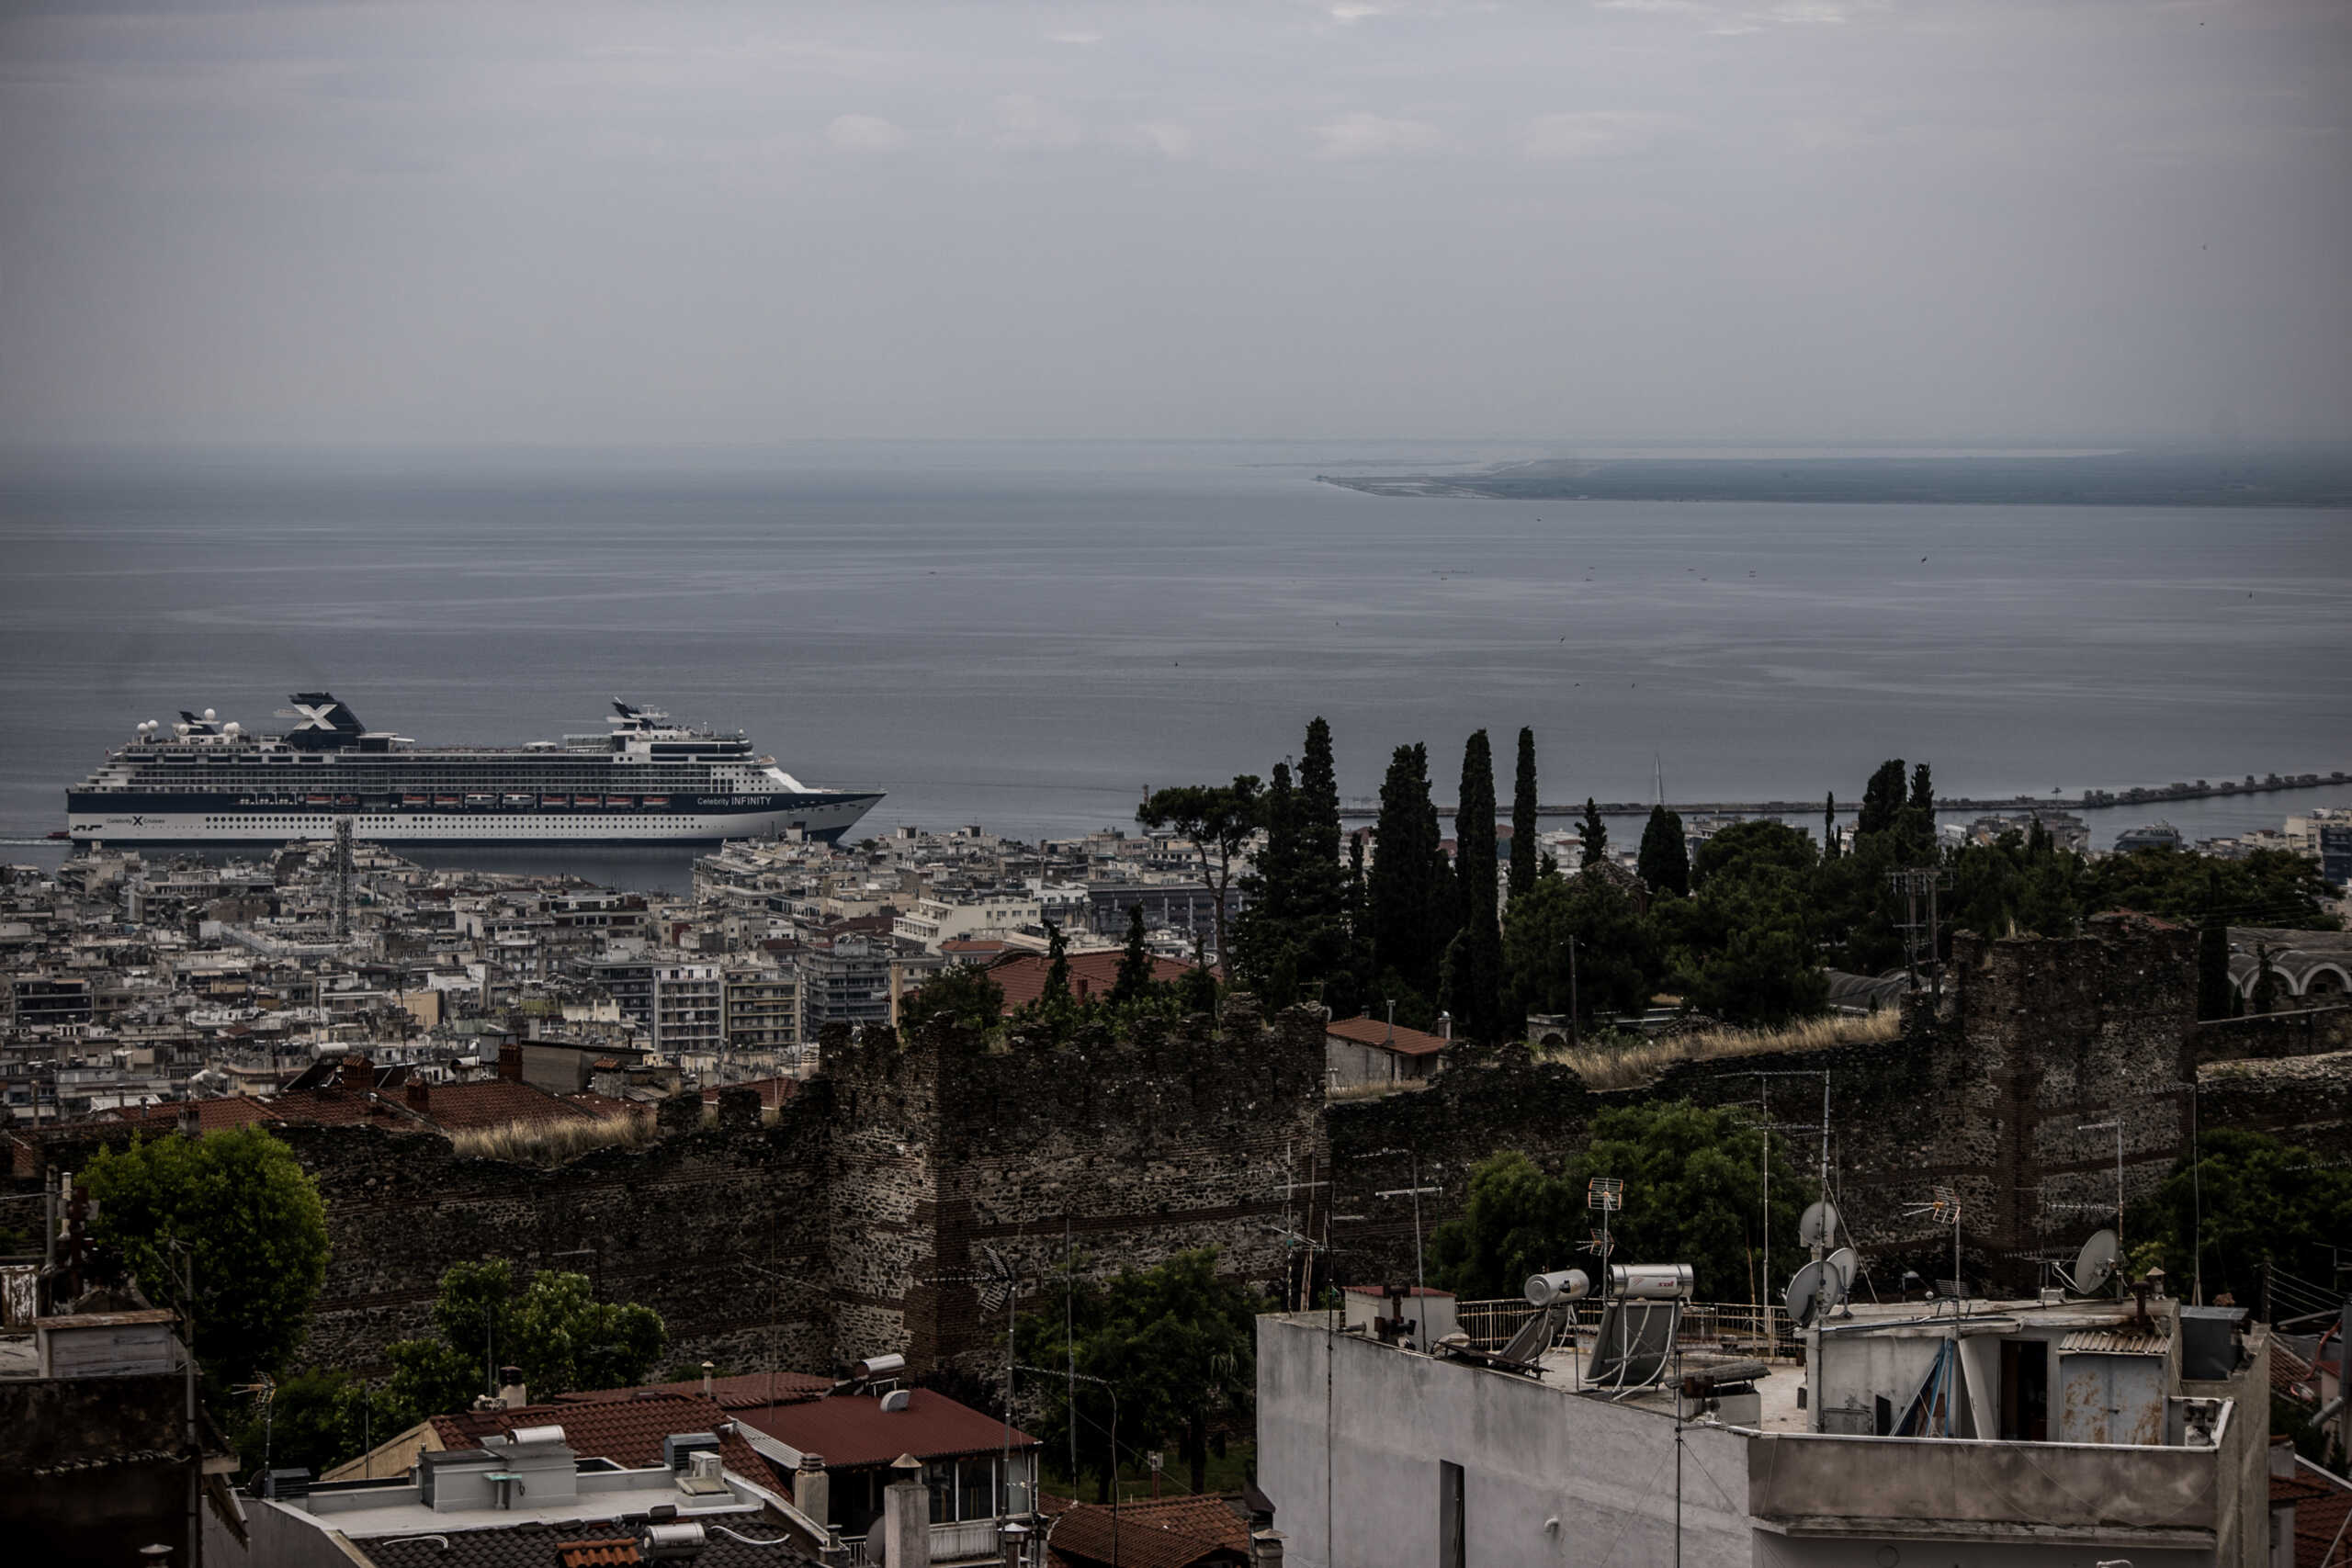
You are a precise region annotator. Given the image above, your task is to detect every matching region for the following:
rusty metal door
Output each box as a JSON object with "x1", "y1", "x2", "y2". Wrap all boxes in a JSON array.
[{"x1": 2060, "y1": 1353, "x2": 2165, "y2": 1445}]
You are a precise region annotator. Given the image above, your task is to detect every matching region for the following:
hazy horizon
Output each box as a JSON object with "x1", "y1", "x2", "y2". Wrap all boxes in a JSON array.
[{"x1": 6, "y1": 2, "x2": 2348, "y2": 450}]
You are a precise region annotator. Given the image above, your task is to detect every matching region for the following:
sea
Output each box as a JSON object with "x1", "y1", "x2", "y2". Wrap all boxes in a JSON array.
[{"x1": 3, "y1": 440, "x2": 2347, "y2": 892}]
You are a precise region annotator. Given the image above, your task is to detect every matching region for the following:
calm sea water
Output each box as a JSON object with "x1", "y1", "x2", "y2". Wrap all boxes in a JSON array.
[{"x1": 3, "y1": 441, "x2": 2346, "y2": 887}]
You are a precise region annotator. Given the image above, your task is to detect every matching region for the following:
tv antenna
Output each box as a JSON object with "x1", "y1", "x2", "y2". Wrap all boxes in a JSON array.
[
  {"x1": 1588, "y1": 1177, "x2": 1623, "y2": 1296},
  {"x1": 1902, "y1": 1186, "x2": 1964, "y2": 1299}
]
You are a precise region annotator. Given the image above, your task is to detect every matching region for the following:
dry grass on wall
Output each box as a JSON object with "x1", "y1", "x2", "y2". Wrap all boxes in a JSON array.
[
  {"x1": 1554, "y1": 1010, "x2": 1903, "y2": 1091},
  {"x1": 447, "y1": 1111, "x2": 657, "y2": 1166}
]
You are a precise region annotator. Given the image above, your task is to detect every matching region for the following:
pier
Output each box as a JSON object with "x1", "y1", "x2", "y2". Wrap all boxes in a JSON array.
[{"x1": 1335, "y1": 767, "x2": 2351, "y2": 821}]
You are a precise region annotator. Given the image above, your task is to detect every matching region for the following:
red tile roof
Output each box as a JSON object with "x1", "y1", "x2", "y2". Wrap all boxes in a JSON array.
[
  {"x1": 407, "y1": 1078, "x2": 596, "y2": 1131},
  {"x1": 1324, "y1": 1015, "x2": 1451, "y2": 1057},
  {"x1": 737, "y1": 1389, "x2": 1036, "y2": 1470},
  {"x1": 1046, "y1": 1494, "x2": 1254, "y2": 1568},
  {"x1": 431, "y1": 1392, "x2": 779, "y2": 1489},
  {"x1": 2300, "y1": 1490, "x2": 2352, "y2": 1568},
  {"x1": 558, "y1": 1541, "x2": 640, "y2": 1568},
  {"x1": 556, "y1": 1371, "x2": 833, "y2": 1411},
  {"x1": 988, "y1": 952, "x2": 1195, "y2": 1012}
]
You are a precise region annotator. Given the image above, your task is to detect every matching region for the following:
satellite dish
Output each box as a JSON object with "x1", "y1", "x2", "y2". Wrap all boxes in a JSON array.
[
  {"x1": 2071, "y1": 1228, "x2": 2120, "y2": 1297},
  {"x1": 1524, "y1": 1269, "x2": 1590, "y2": 1308},
  {"x1": 1784, "y1": 1260, "x2": 1831, "y2": 1329},
  {"x1": 1824, "y1": 1247, "x2": 1860, "y2": 1299},
  {"x1": 1799, "y1": 1200, "x2": 1840, "y2": 1249}
]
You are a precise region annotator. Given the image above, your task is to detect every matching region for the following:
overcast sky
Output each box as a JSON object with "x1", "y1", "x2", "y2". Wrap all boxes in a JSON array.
[{"x1": 2, "y1": 0, "x2": 2346, "y2": 447}]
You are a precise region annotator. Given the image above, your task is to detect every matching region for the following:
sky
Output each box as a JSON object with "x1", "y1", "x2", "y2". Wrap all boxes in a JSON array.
[{"x1": 2, "y1": 0, "x2": 2347, "y2": 447}]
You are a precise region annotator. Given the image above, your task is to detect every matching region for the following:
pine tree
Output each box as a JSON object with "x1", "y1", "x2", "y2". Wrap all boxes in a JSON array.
[
  {"x1": 1510, "y1": 727, "x2": 1539, "y2": 906},
  {"x1": 1450, "y1": 731, "x2": 1506, "y2": 1042},
  {"x1": 1113, "y1": 904, "x2": 1155, "y2": 1006},
  {"x1": 1578, "y1": 798, "x2": 1609, "y2": 869},
  {"x1": 1636, "y1": 805, "x2": 1690, "y2": 897}
]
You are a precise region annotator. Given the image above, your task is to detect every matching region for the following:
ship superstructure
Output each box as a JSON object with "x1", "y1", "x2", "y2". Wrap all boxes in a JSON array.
[{"x1": 66, "y1": 694, "x2": 883, "y2": 845}]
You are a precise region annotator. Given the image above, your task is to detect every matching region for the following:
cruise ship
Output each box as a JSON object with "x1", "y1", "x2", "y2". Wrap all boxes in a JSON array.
[{"x1": 65, "y1": 694, "x2": 883, "y2": 845}]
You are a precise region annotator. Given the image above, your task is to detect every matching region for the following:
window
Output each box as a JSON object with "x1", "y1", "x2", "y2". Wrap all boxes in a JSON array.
[{"x1": 1439, "y1": 1461, "x2": 1465, "y2": 1568}]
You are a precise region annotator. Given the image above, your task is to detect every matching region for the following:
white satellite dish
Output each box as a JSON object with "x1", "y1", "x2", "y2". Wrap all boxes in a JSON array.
[
  {"x1": 1799, "y1": 1200, "x2": 1840, "y2": 1249},
  {"x1": 1784, "y1": 1260, "x2": 1832, "y2": 1329},
  {"x1": 1824, "y1": 1247, "x2": 1860, "y2": 1300},
  {"x1": 1524, "y1": 1269, "x2": 1590, "y2": 1308},
  {"x1": 2070, "y1": 1228, "x2": 2120, "y2": 1297}
]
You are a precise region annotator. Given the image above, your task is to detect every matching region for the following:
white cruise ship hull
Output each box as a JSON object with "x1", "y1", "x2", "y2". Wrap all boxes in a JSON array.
[{"x1": 68, "y1": 798, "x2": 878, "y2": 846}]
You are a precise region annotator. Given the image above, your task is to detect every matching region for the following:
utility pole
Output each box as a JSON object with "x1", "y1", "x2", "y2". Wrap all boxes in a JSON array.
[
  {"x1": 1567, "y1": 936, "x2": 1581, "y2": 1046},
  {"x1": 1888, "y1": 868, "x2": 1952, "y2": 998}
]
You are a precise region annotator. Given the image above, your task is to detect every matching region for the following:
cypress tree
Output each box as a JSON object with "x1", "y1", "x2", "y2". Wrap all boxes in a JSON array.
[
  {"x1": 1510, "y1": 728, "x2": 1539, "y2": 906},
  {"x1": 1451, "y1": 731, "x2": 1505, "y2": 1042},
  {"x1": 1042, "y1": 921, "x2": 1071, "y2": 1020},
  {"x1": 1295, "y1": 717, "x2": 1351, "y2": 990},
  {"x1": 2195, "y1": 875, "x2": 2233, "y2": 1021},
  {"x1": 1235, "y1": 763, "x2": 1304, "y2": 1006},
  {"x1": 1113, "y1": 904, "x2": 1154, "y2": 1006},
  {"x1": 1858, "y1": 760, "x2": 1907, "y2": 838},
  {"x1": 1907, "y1": 762, "x2": 1935, "y2": 815},
  {"x1": 1636, "y1": 805, "x2": 1690, "y2": 897},
  {"x1": 1370, "y1": 743, "x2": 1442, "y2": 1000},
  {"x1": 1823, "y1": 792, "x2": 1840, "y2": 861},
  {"x1": 1578, "y1": 798, "x2": 1609, "y2": 869}
]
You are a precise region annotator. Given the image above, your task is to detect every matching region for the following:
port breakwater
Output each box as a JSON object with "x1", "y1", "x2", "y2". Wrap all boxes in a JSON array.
[{"x1": 1335, "y1": 767, "x2": 2352, "y2": 821}]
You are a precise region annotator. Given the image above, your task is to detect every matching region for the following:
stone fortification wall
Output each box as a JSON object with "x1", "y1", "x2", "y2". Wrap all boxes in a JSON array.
[
  {"x1": 290, "y1": 1088, "x2": 836, "y2": 1376},
  {"x1": 2189, "y1": 1005, "x2": 2352, "y2": 1064},
  {"x1": 2196, "y1": 1051, "x2": 2352, "y2": 1161},
  {"x1": 279, "y1": 1002, "x2": 1327, "y2": 1376},
  {"x1": 828, "y1": 999, "x2": 1328, "y2": 1371},
  {"x1": 1330, "y1": 915, "x2": 2204, "y2": 1297}
]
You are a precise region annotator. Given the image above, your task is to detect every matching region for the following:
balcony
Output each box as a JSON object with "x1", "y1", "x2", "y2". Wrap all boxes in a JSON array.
[{"x1": 842, "y1": 1517, "x2": 1008, "y2": 1565}]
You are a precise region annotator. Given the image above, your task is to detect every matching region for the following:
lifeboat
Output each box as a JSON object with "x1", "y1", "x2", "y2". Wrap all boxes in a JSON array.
[
  {"x1": 435, "y1": 795, "x2": 461, "y2": 807},
  {"x1": 402, "y1": 794, "x2": 429, "y2": 807},
  {"x1": 639, "y1": 795, "x2": 670, "y2": 807},
  {"x1": 574, "y1": 795, "x2": 602, "y2": 807},
  {"x1": 605, "y1": 795, "x2": 633, "y2": 807},
  {"x1": 502, "y1": 793, "x2": 533, "y2": 807},
  {"x1": 304, "y1": 794, "x2": 331, "y2": 805},
  {"x1": 464, "y1": 794, "x2": 492, "y2": 806}
]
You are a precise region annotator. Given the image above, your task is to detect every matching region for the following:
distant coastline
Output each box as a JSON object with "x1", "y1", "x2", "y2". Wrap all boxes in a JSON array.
[{"x1": 1318, "y1": 447, "x2": 2352, "y2": 507}]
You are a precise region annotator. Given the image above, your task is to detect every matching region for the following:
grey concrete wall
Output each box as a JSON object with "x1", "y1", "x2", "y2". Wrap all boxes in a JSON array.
[{"x1": 1256, "y1": 1313, "x2": 1753, "y2": 1568}]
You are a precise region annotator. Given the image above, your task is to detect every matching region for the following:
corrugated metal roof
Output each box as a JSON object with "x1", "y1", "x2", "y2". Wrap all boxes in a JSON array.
[{"x1": 2060, "y1": 1328, "x2": 2168, "y2": 1356}]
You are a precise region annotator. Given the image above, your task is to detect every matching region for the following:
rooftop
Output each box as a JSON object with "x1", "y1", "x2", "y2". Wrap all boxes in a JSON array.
[{"x1": 737, "y1": 1388, "x2": 1039, "y2": 1471}]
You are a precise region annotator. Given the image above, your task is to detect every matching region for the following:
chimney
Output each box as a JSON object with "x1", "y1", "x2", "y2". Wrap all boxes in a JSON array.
[
  {"x1": 498, "y1": 1039, "x2": 524, "y2": 1083},
  {"x1": 881, "y1": 1454, "x2": 930, "y2": 1568},
  {"x1": 497, "y1": 1367, "x2": 527, "y2": 1408},
  {"x1": 1251, "y1": 1529, "x2": 1285, "y2": 1568},
  {"x1": 176, "y1": 1101, "x2": 200, "y2": 1139},
  {"x1": 701, "y1": 1359, "x2": 715, "y2": 1396},
  {"x1": 793, "y1": 1452, "x2": 830, "y2": 1527},
  {"x1": 339, "y1": 1053, "x2": 370, "y2": 1090},
  {"x1": 405, "y1": 1079, "x2": 430, "y2": 1111}
]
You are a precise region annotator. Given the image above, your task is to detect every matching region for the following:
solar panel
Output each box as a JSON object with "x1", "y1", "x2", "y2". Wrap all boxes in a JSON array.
[{"x1": 1587, "y1": 1297, "x2": 1681, "y2": 1390}]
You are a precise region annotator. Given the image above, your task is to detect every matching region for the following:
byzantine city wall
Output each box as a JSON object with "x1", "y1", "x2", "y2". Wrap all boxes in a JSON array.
[{"x1": 13, "y1": 913, "x2": 2348, "y2": 1375}]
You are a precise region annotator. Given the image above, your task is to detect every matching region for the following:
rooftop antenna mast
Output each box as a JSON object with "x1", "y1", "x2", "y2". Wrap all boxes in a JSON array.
[{"x1": 2076, "y1": 1121, "x2": 2125, "y2": 1296}]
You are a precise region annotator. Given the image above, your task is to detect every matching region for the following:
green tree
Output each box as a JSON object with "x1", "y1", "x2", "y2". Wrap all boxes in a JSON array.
[
  {"x1": 2083, "y1": 846, "x2": 2337, "y2": 931},
  {"x1": 1369, "y1": 743, "x2": 1444, "y2": 1010},
  {"x1": 1660, "y1": 820, "x2": 1827, "y2": 1025},
  {"x1": 1504, "y1": 863, "x2": 1659, "y2": 1025},
  {"x1": 1857, "y1": 760, "x2": 1907, "y2": 838},
  {"x1": 1428, "y1": 1103, "x2": 1801, "y2": 1303},
  {"x1": 1137, "y1": 777, "x2": 1264, "y2": 972},
  {"x1": 2124, "y1": 1129, "x2": 2352, "y2": 1306},
  {"x1": 1112, "y1": 905, "x2": 1158, "y2": 1007},
  {"x1": 1822, "y1": 793, "x2": 1840, "y2": 862},
  {"x1": 1907, "y1": 762, "x2": 1934, "y2": 815},
  {"x1": 228, "y1": 1369, "x2": 385, "y2": 1485},
  {"x1": 1510, "y1": 728, "x2": 1540, "y2": 906},
  {"x1": 903, "y1": 963, "x2": 1006, "y2": 1034},
  {"x1": 383, "y1": 1259, "x2": 669, "y2": 1420},
  {"x1": 1233, "y1": 763, "x2": 1305, "y2": 1007},
  {"x1": 85, "y1": 1126, "x2": 330, "y2": 1385},
  {"x1": 1636, "y1": 805, "x2": 1690, "y2": 897},
  {"x1": 1015, "y1": 1249, "x2": 1260, "y2": 1498},
  {"x1": 1292, "y1": 716, "x2": 1353, "y2": 998},
  {"x1": 1577, "y1": 798, "x2": 1608, "y2": 869},
  {"x1": 1447, "y1": 730, "x2": 1507, "y2": 1043},
  {"x1": 1042, "y1": 920, "x2": 1072, "y2": 1009}
]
